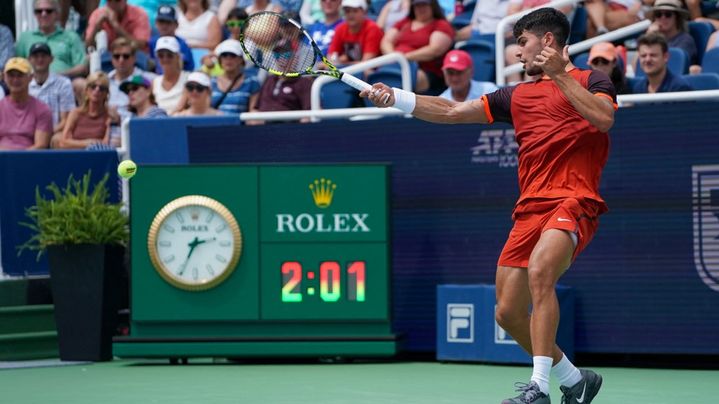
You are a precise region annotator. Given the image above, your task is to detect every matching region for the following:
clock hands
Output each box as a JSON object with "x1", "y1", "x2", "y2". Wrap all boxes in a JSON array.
[{"x1": 177, "y1": 237, "x2": 217, "y2": 276}]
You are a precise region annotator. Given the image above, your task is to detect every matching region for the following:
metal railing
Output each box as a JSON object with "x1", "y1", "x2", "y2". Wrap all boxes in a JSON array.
[
  {"x1": 494, "y1": 1, "x2": 651, "y2": 85},
  {"x1": 308, "y1": 52, "x2": 414, "y2": 121},
  {"x1": 617, "y1": 89, "x2": 719, "y2": 106}
]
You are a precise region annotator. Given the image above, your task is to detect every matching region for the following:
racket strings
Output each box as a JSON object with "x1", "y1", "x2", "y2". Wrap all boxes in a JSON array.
[{"x1": 242, "y1": 13, "x2": 316, "y2": 75}]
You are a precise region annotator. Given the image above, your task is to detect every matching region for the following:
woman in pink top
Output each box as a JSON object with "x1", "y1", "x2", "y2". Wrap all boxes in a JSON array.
[{"x1": 55, "y1": 72, "x2": 116, "y2": 149}]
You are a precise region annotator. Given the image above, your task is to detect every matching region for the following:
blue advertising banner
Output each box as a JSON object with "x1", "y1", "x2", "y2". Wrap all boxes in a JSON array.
[
  {"x1": 197, "y1": 103, "x2": 719, "y2": 354},
  {"x1": 0, "y1": 151, "x2": 120, "y2": 277}
]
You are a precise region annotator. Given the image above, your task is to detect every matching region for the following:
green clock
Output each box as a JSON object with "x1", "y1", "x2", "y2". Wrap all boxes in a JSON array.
[
  {"x1": 147, "y1": 195, "x2": 243, "y2": 291},
  {"x1": 114, "y1": 165, "x2": 396, "y2": 360}
]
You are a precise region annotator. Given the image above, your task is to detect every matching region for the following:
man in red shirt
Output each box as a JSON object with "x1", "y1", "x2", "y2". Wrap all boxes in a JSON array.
[
  {"x1": 85, "y1": 0, "x2": 151, "y2": 51},
  {"x1": 327, "y1": 0, "x2": 384, "y2": 65},
  {"x1": 364, "y1": 8, "x2": 615, "y2": 404}
]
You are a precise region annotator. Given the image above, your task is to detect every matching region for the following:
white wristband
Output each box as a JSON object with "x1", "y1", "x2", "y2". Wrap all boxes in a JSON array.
[{"x1": 392, "y1": 87, "x2": 416, "y2": 114}]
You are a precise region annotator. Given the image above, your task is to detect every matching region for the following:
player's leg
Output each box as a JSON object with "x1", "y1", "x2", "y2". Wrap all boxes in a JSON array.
[
  {"x1": 525, "y1": 229, "x2": 574, "y2": 399},
  {"x1": 495, "y1": 265, "x2": 532, "y2": 354}
]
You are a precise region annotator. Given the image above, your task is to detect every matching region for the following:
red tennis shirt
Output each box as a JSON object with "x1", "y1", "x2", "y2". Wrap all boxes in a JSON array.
[{"x1": 482, "y1": 68, "x2": 617, "y2": 215}]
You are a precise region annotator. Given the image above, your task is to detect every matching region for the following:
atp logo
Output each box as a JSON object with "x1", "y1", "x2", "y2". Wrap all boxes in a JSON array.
[
  {"x1": 470, "y1": 129, "x2": 519, "y2": 168},
  {"x1": 692, "y1": 165, "x2": 719, "y2": 292}
]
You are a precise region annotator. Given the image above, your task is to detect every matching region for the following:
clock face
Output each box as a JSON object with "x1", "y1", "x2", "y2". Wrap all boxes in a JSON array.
[{"x1": 148, "y1": 195, "x2": 242, "y2": 291}]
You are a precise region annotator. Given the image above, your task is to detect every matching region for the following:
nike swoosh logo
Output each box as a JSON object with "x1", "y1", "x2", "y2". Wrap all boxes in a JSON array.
[
  {"x1": 557, "y1": 217, "x2": 572, "y2": 222},
  {"x1": 576, "y1": 382, "x2": 587, "y2": 403}
]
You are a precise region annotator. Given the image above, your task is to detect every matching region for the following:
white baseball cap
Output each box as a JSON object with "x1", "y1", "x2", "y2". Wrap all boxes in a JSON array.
[
  {"x1": 214, "y1": 39, "x2": 243, "y2": 57},
  {"x1": 155, "y1": 36, "x2": 180, "y2": 53},
  {"x1": 341, "y1": 0, "x2": 367, "y2": 10},
  {"x1": 187, "y1": 71, "x2": 211, "y2": 88}
]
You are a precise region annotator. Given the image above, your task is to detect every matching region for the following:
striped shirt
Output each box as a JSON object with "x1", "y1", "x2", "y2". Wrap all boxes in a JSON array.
[
  {"x1": 210, "y1": 73, "x2": 261, "y2": 115},
  {"x1": 29, "y1": 74, "x2": 76, "y2": 126}
]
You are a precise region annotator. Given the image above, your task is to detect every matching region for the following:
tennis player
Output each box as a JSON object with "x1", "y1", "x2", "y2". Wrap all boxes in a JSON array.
[{"x1": 363, "y1": 7, "x2": 615, "y2": 404}]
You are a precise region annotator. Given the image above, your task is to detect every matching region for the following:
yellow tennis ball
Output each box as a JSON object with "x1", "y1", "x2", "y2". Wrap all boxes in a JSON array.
[{"x1": 118, "y1": 160, "x2": 137, "y2": 179}]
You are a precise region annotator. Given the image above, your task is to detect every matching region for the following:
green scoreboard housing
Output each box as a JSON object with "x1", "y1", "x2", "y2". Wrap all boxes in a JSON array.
[{"x1": 113, "y1": 165, "x2": 396, "y2": 359}]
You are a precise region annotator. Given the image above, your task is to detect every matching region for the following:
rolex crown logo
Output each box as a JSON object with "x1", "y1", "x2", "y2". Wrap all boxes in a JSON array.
[
  {"x1": 190, "y1": 209, "x2": 200, "y2": 221},
  {"x1": 309, "y1": 178, "x2": 336, "y2": 208}
]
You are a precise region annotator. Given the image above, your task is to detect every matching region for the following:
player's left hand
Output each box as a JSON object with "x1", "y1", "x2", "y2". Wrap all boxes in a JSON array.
[{"x1": 534, "y1": 45, "x2": 569, "y2": 77}]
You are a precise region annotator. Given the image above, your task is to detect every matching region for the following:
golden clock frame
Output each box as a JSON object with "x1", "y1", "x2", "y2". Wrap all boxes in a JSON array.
[{"x1": 147, "y1": 195, "x2": 243, "y2": 291}]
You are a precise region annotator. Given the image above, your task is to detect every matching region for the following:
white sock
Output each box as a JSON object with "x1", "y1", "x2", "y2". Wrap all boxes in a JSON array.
[
  {"x1": 531, "y1": 356, "x2": 553, "y2": 395},
  {"x1": 552, "y1": 354, "x2": 582, "y2": 388}
]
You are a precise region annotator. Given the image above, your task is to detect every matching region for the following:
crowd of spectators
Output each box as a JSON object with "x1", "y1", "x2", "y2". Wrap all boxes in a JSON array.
[{"x1": 1, "y1": 0, "x2": 718, "y2": 150}]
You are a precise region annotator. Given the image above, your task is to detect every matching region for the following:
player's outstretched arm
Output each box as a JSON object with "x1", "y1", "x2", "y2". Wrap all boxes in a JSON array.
[{"x1": 361, "y1": 83, "x2": 489, "y2": 125}]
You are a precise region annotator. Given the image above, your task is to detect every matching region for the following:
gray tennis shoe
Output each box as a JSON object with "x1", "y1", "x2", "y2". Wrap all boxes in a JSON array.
[
  {"x1": 559, "y1": 369, "x2": 603, "y2": 404},
  {"x1": 501, "y1": 381, "x2": 551, "y2": 403}
]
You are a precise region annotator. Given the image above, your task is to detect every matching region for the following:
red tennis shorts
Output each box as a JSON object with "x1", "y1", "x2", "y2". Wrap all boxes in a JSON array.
[{"x1": 497, "y1": 198, "x2": 601, "y2": 268}]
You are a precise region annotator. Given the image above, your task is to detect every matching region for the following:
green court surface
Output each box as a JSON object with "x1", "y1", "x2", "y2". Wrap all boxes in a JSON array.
[{"x1": 0, "y1": 359, "x2": 715, "y2": 403}]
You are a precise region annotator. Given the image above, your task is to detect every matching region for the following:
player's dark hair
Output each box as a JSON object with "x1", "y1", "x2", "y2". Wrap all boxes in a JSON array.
[
  {"x1": 637, "y1": 32, "x2": 669, "y2": 53},
  {"x1": 513, "y1": 8, "x2": 570, "y2": 47}
]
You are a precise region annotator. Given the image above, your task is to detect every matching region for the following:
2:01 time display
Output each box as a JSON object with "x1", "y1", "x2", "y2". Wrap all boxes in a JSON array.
[{"x1": 281, "y1": 261, "x2": 366, "y2": 303}]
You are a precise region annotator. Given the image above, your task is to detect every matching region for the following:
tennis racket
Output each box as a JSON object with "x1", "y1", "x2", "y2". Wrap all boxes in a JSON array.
[{"x1": 239, "y1": 11, "x2": 379, "y2": 96}]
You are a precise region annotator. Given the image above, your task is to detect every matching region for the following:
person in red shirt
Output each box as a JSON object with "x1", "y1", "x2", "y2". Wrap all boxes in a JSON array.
[
  {"x1": 364, "y1": 8, "x2": 615, "y2": 404},
  {"x1": 380, "y1": 0, "x2": 454, "y2": 94},
  {"x1": 85, "y1": 0, "x2": 151, "y2": 51},
  {"x1": 327, "y1": 0, "x2": 384, "y2": 65}
]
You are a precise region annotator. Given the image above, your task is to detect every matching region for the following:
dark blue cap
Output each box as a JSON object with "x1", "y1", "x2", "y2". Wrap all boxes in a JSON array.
[{"x1": 156, "y1": 5, "x2": 177, "y2": 22}]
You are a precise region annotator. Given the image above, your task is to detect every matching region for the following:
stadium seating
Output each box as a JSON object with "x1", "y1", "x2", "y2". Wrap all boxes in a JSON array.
[
  {"x1": 568, "y1": 6, "x2": 588, "y2": 45},
  {"x1": 702, "y1": 47, "x2": 719, "y2": 75},
  {"x1": 688, "y1": 20, "x2": 715, "y2": 64},
  {"x1": 573, "y1": 52, "x2": 589, "y2": 70},
  {"x1": 320, "y1": 80, "x2": 361, "y2": 109},
  {"x1": 682, "y1": 72, "x2": 719, "y2": 90},
  {"x1": 634, "y1": 47, "x2": 689, "y2": 77},
  {"x1": 451, "y1": 1, "x2": 477, "y2": 30},
  {"x1": 455, "y1": 39, "x2": 495, "y2": 82}
]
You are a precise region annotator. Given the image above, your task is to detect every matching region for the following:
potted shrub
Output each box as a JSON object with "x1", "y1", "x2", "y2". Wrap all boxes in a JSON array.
[{"x1": 19, "y1": 171, "x2": 129, "y2": 361}]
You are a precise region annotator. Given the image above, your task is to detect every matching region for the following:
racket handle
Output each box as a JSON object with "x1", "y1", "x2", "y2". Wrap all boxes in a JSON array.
[{"x1": 340, "y1": 73, "x2": 372, "y2": 92}]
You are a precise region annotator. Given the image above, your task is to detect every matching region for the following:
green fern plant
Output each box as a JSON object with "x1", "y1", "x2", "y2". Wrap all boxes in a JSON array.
[{"x1": 18, "y1": 171, "x2": 129, "y2": 260}]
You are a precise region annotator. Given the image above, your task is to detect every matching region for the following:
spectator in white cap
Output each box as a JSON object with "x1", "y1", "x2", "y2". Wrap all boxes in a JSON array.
[
  {"x1": 439, "y1": 49, "x2": 497, "y2": 102},
  {"x1": 210, "y1": 39, "x2": 261, "y2": 115},
  {"x1": 152, "y1": 36, "x2": 191, "y2": 113},
  {"x1": 327, "y1": 0, "x2": 384, "y2": 65},
  {"x1": 173, "y1": 72, "x2": 224, "y2": 116}
]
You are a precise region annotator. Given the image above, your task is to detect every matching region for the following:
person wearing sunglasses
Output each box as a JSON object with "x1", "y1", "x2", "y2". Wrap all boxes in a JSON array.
[
  {"x1": 209, "y1": 39, "x2": 261, "y2": 115},
  {"x1": 149, "y1": 5, "x2": 195, "y2": 74},
  {"x1": 200, "y1": 7, "x2": 248, "y2": 76},
  {"x1": 0, "y1": 58, "x2": 53, "y2": 150},
  {"x1": 587, "y1": 42, "x2": 629, "y2": 94},
  {"x1": 152, "y1": 36, "x2": 191, "y2": 113},
  {"x1": 15, "y1": 0, "x2": 88, "y2": 79},
  {"x1": 647, "y1": 0, "x2": 698, "y2": 69},
  {"x1": 55, "y1": 72, "x2": 118, "y2": 149},
  {"x1": 106, "y1": 37, "x2": 157, "y2": 118},
  {"x1": 173, "y1": 72, "x2": 223, "y2": 116},
  {"x1": 120, "y1": 74, "x2": 168, "y2": 118}
]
